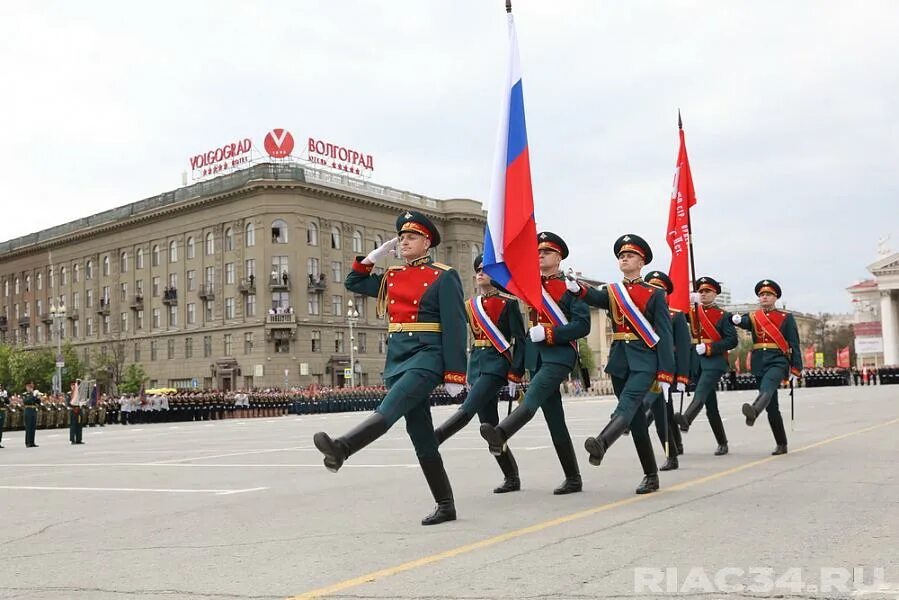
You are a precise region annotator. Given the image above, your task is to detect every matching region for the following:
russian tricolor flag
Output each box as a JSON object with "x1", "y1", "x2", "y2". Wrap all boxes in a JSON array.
[{"x1": 482, "y1": 9, "x2": 543, "y2": 315}]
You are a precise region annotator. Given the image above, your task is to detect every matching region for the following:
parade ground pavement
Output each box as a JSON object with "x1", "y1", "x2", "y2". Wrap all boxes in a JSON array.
[{"x1": 1, "y1": 385, "x2": 897, "y2": 600}]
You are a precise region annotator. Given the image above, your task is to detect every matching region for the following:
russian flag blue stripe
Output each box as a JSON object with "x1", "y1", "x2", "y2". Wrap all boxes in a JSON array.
[
  {"x1": 506, "y1": 80, "x2": 528, "y2": 168},
  {"x1": 470, "y1": 297, "x2": 511, "y2": 354},
  {"x1": 608, "y1": 283, "x2": 661, "y2": 348}
]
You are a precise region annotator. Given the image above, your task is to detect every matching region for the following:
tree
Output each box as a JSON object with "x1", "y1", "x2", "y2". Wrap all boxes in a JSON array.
[
  {"x1": 577, "y1": 338, "x2": 596, "y2": 375},
  {"x1": 60, "y1": 342, "x2": 85, "y2": 391},
  {"x1": 90, "y1": 339, "x2": 127, "y2": 395},
  {"x1": 0, "y1": 344, "x2": 11, "y2": 388},
  {"x1": 8, "y1": 347, "x2": 55, "y2": 393},
  {"x1": 120, "y1": 363, "x2": 148, "y2": 395}
]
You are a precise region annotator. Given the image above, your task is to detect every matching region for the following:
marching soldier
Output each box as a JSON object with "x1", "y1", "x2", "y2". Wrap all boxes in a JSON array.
[
  {"x1": 642, "y1": 271, "x2": 691, "y2": 470},
  {"x1": 673, "y1": 276, "x2": 738, "y2": 456},
  {"x1": 313, "y1": 210, "x2": 467, "y2": 525},
  {"x1": 22, "y1": 381, "x2": 41, "y2": 448},
  {"x1": 574, "y1": 235, "x2": 674, "y2": 494},
  {"x1": 732, "y1": 280, "x2": 802, "y2": 455},
  {"x1": 0, "y1": 385, "x2": 8, "y2": 448},
  {"x1": 433, "y1": 253, "x2": 527, "y2": 493},
  {"x1": 69, "y1": 380, "x2": 86, "y2": 445},
  {"x1": 480, "y1": 232, "x2": 591, "y2": 495}
]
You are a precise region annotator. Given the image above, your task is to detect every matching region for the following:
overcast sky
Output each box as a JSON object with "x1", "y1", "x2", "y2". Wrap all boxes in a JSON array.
[{"x1": 2, "y1": 1, "x2": 897, "y2": 313}]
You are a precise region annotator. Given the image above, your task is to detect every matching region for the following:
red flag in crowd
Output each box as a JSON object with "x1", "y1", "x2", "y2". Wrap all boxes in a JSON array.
[
  {"x1": 804, "y1": 345, "x2": 816, "y2": 368},
  {"x1": 665, "y1": 112, "x2": 698, "y2": 313},
  {"x1": 837, "y1": 346, "x2": 851, "y2": 368}
]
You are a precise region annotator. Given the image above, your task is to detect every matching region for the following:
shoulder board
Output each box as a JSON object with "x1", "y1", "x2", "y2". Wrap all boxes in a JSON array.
[
  {"x1": 497, "y1": 292, "x2": 517, "y2": 301},
  {"x1": 647, "y1": 282, "x2": 666, "y2": 291},
  {"x1": 386, "y1": 265, "x2": 403, "y2": 272},
  {"x1": 431, "y1": 262, "x2": 453, "y2": 271}
]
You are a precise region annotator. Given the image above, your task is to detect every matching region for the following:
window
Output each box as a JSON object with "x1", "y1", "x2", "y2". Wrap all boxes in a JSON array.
[
  {"x1": 205, "y1": 232, "x2": 214, "y2": 256},
  {"x1": 86, "y1": 289, "x2": 93, "y2": 308},
  {"x1": 203, "y1": 335, "x2": 212, "y2": 357},
  {"x1": 225, "y1": 297, "x2": 235, "y2": 319},
  {"x1": 14, "y1": 277, "x2": 19, "y2": 295},
  {"x1": 152, "y1": 308, "x2": 160, "y2": 329},
  {"x1": 331, "y1": 261, "x2": 343, "y2": 282},
  {"x1": 120, "y1": 312, "x2": 128, "y2": 333},
  {"x1": 225, "y1": 228, "x2": 234, "y2": 251},
  {"x1": 134, "y1": 342, "x2": 141, "y2": 362},
  {"x1": 223, "y1": 333, "x2": 233, "y2": 356},
  {"x1": 187, "y1": 303, "x2": 196, "y2": 324},
  {"x1": 3, "y1": 279, "x2": 7, "y2": 297},
  {"x1": 168, "y1": 273, "x2": 177, "y2": 289},
  {"x1": 150, "y1": 340, "x2": 157, "y2": 361},
  {"x1": 169, "y1": 240, "x2": 177, "y2": 263},
  {"x1": 73, "y1": 318, "x2": 80, "y2": 338},
  {"x1": 36, "y1": 299, "x2": 42, "y2": 316},
  {"x1": 186, "y1": 237, "x2": 195, "y2": 259},
  {"x1": 330, "y1": 226, "x2": 341, "y2": 249},
  {"x1": 152, "y1": 276, "x2": 160, "y2": 297},
  {"x1": 36, "y1": 272, "x2": 42, "y2": 290},
  {"x1": 245, "y1": 222, "x2": 255, "y2": 247},
  {"x1": 119, "y1": 282, "x2": 127, "y2": 301},
  {"x1": 102, "y1": 256, "x2": 110, "y2": 276},
  {"x1": 102, "y1": 315, "x2": 110, "y2": 334},
  {"x1": 354, "y1": 295, "x2": 366, "y2": 319},
  {"x1": 73, "y1": 264, "x2": 79, "y2": 282},
  {"x1": 168, "y1": 304, "x2": 177, "y2": 327},
  {"x1": 373, "y1": 234, "x2": 384, "y2": 251},
  {"x1": 72, "y1": 291, "x2": 80, "y2": 309},
  {"x1": 378, "y1": 332, "x2": 387, "y2": 354},
  {"x1": 244, "y1": 332, "x2": 254, "y2": 354},
  {"x1": 272, "y1": 219, "x2": 289, "y2": 244},
  {"x1": 136, "y1": 310, "x2": 144, "y2": 330},
  {"x1": 151, "y1": 245, "x2": 160, "y2": 267},
  {"x1": 185, "y1": 337, "x2": 193, "y2": 358},
  {"x1": 352, "y1": 230, "x2": 363, "y2": 253},
  {"x1": 136, "y1": 248, "x2": 144, "y2": 269},
  {"x1": 120, "y1": 252, "x2": 128, "y2": 273},
  {"x1": 86, "y1": 317, "x2": 94, "y2": 336},
  {"x1": 271, "y1": 256, "x2": 288, "y2": 283},
  {"x1": 135, "y1": 280, "x2": 143, "y2": 297},
  {"x1": 205, "y1": 301, "x2": 213, "y2": 321},
  {"x1": 187, "y1": 270, "x2": 196, "y2": 291},
  {"x1": 85, "y1": 261, "x2": 93, "y2": 280},
  {"x1": 245, "y1": 294, "x2": 256, "y2": 317},
  {"x1": 335, "y1": 331, "x2": 345, "y2": 353},
  {"x1": 306, "y1": 221, "x2": 318, "y2": 246},
  {"x1": 245, "y1": 259, "x2": 256, "y2": 278},
  {"x1": 308, "y1": 293, "x2": 320, "y2": 315},
  {"x1": 331, "y1": 294, "x2": 343, "y2": 316},
  {"x1": 48, "y1": 269, "x2": 54, "y2": 289},
  {"x1": 167, "y1": 339, "x2": 175, "y2": 359},
  {"x1": 102, "y1": 286, "x2": 110, "y2": 305},
  {"x1": 204, "y1": 266, "x2": 215, "y2": 286},
  {"x1": 225, "y1": 263, "x2": 235, "y2": 285},
  {"x1": 311, "y1": 330, "x2": 321, "y2": 352},
  {"x1": 271, "y1": 291, "x2": 290, "y2": 310},
  {"x1": 357, "y1": 332, "x2": 367, "y2": 353},
  {"x1": 274, "y1": 338, "x2": 290, "y2": 353},
  {"x1": 307, "y1": 257, "x2": 320, "y2": 278},
  {"x1": 61, "y1": 267, "x2": 67, "y2": 286}
]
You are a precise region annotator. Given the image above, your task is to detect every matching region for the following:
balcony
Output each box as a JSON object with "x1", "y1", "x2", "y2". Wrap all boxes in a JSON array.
[
  {"x1": 269, "y1": 274, "x2": 291, "y2": 291},
  {"x1": 162, "y1": 288, "x2": 178, "y2": 306},
  {"x1": 96, "y1": 299, "x2": 111, "y2": 315},
  {"x1": 0, "y1": 316, "x2": 7, "y2": 331},
  {"x1": 306, "y1": 274, "x2": 327, "y2": 292},
  {"x1": 67, "y1": 309, "x2": 80, "y2": 321},
  {"x1": 18, "y1": 316, "x2": 30, "y2": 328},
  {"x1": 198, "y1": 283, "x2": 215, "y2": 300},
  {"x1": 238, "y1": 277, "x2": 257, "y2": 295},
  {"x1": 130, "y1": 295, "x2": 144, "y2": 311},
  {"x1": 265, "y1": 312, "x2": 297, "y2": 338},
  {"x1": 41, "y1": 312, "x2": 52, "y2": 324}
]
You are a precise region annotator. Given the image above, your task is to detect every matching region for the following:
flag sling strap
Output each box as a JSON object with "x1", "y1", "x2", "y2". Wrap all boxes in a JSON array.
[
  {"x1": 467, "y1": 296, "x2": 512, "y2": 357},
  {"x1": 750, "y1": 310, "x2": 790, "y2": 355},
  {"x1": 608, "y1": 283, "x2": 661, "y2": 348},
  {"x1": 697, "y1": 305, "x2": 723, "y2": 344},
  {"x1": 540, "y1": 289, "x2": 578, "y2": 351}
]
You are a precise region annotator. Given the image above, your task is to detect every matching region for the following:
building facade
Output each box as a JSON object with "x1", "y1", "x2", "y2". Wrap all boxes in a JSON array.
[
  {"x1": 0, "y1": 163, "x2": 487, "y2": 390},
  {"x1": 847, "y1": 250, "x2": 899, "y2": 367}
]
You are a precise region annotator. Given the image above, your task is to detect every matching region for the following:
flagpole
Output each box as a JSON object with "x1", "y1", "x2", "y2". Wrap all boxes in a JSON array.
[
  {"x1": 680, "y1": 110, "x2": 698, "y2": 424},
  {"x1": 506, "y1": 0, "x2": 512, "y2": 12}
]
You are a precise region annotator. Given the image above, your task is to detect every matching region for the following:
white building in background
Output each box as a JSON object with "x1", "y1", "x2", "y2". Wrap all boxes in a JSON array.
[{"x1": 847, "y1": 244, "x2": 899, "y2": 367}]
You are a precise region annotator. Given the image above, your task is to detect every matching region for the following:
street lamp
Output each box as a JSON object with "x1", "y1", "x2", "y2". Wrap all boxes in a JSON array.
[
  {"x1": 346, "y1": 299, "x2": 359, "y2": 387},
  {"x1": 49, "y1": 303, "x2": 67, "y2": 394}
]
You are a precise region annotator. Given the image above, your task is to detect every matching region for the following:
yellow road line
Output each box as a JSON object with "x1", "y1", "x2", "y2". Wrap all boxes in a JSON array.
[{"x1": 288, "y1": 417, "x2": 899, "y2": 600}]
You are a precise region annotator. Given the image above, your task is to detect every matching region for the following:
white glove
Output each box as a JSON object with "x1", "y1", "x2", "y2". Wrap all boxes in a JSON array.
[
  {"x1": 675, "y1": 381, "x2": 686, "y2": 393},
  {"x1": 507, "y1": 381, "x2": 518, "y2": 397},
  {"x1": 528, "y1": 325, "x2": 546, "y2": 343},
  {"x1": 565, "y1": 268, "x2": 580, "y2": 293},
  {"x1": 362, "y1": 236, "x2": 398, "y2": 265},
  {"x1": 445, "y1": 383, "x2": 465, "y2": 398},
  {"x1": 789, "y1": 374, "x2": 799, "y2": 384},
  {"x1": 695, "y1": 343, "x2": 707, "y2": 355},
  {"x1": 731, "y1": 314, "x2": 742, "y2": 325},
  {"x1": 659, "y1": 382, "x2": 670, "y2": 397},
  {"x1": 689, "y1": 292, "x2": 701, "y2": 304}
]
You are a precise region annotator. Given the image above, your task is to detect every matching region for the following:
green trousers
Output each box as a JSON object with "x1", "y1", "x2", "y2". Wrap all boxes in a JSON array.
[
  {"x1": 377, "y1": 369, "x2": 443, "y2": 459},
  {"x1": 460, "y1": 373, "x2": 506, "y2": 427},
  {"x1": 522, "y1": 361, "x2": 574, "y2": 447}
]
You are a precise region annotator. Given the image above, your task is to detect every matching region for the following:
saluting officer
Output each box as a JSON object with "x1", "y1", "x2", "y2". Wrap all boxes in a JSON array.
[
  {"x1": 313, "y1": 210, "x2": 467, "y2": 526},
  {"x1": 0, "y1": 385, "x2": 8, "y2": 448},
  {"x1": 574, "y1": 235, "x2": 674, "y2": 494},
  {"x1": 732, "y1": 280, "x2": 802, "y2": 455},
  {"x1": 433, "y1": 253, "x2": 527, "y2": 494},
  {"x1": 22, "y1": 381, "x2": 41, "y2": 448},
  {"x1": 642, "y1": 270, "x2": 691, "y2": 471},
  {"x1": 479, "y1": 232, "x2": 591, "y2": 495},
  {"x1": 673, "y1": 276, "x2": 738, "y2": 456}
]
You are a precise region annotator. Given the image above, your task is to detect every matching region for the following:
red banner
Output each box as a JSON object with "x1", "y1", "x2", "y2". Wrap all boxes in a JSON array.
[
  {"x1": 837, "y1": 346, "x2": 851, "y2": 368},
  {"x1": 665, "y1": 119, "x2": 697, "y2": 313},
  {"x1": 804, "y1": 345, "x2": 816, "y2": 368}
]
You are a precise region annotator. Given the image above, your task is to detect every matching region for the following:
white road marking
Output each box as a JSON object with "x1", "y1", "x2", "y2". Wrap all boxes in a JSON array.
[
  {"x1": 0, "y1": 485, "x2": 269, "y2": 495},
  {"x1": 0, "y1": 462, "x2": 419, "y2": 469}
]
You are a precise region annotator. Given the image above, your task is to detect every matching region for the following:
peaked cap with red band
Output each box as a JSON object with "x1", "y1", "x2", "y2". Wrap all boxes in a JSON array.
[
  {"x1": 614, "y1": 233, "x2": 653, "y2": 264},
  {"x1": 396, "y1": 210, "x2": 441, "y2": 247}
]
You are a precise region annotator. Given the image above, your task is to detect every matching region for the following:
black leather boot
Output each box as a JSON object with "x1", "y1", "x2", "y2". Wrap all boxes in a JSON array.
[
  {"x1": 552, "y1": 439, "x2": 582, "y2": 495},
  {"x1": 634, "y1": 432, "x2": 659, "y2": 494},
  {"x1": 434, "y1": 409, "x2": 473, "y2": 445},
  {"x1": 673, "y1": 396, "x2": 703, "y2": 432},
  {"x1": 636, "y1": 473, "x2": 660, "y2": 494},
  {"x1": 742, "y1": 392, "x2": 773, "y2": 427},
  {"x1": 493, "y1": 448, "x2": 521, "y2": 493},
  {"x1": 768, "y1": 411, "x2": 788, "y2": 455},
  {"x1": 419, "y1": 455, "x2": 456, "y2": 525},
  {"x1": 480, "y1": 405, "x2": 535, "y2": 456},
  {"x1": 659, "y1": 426, "x2": 679, "y2": 470},
  {"x1": 709, "y1": 414, "x2": 729, "y2": 456},
  {"x1": 584, "y1": 415, "x2": 628, "y2": 466},
  {"x1": 313, "y1": 412, "x2": 389, "y2": 472}
]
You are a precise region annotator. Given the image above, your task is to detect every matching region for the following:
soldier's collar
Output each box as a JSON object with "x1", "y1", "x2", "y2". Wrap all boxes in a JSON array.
[
  {"x1": 406, "y1": 255, "x2": 432, "y2": 267},
  {"x1": 482, "y1": 289, "x2": 499, "y2": 297},
  {"x1": 701, "y1": 302, "x2": 718, "y2": 309},
  {"x1": 541, "y1": 271, "x2": 564, "y2": 281},
  {"x1": 622, "y1": 276, "x2": 643, "y2": 285}
]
